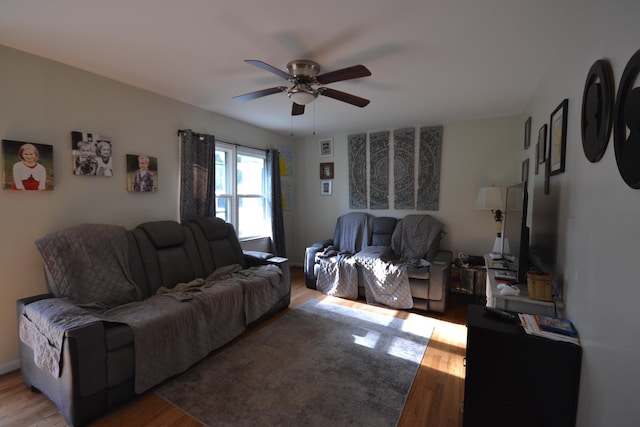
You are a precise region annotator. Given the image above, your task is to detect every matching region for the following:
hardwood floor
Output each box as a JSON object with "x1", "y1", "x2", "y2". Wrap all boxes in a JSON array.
[{"x1": 0, "y1": 267, "x2": 470, "y2": 427}]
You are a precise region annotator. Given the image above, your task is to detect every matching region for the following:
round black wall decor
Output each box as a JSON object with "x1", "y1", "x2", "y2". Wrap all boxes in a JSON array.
[
  {"x1": 614, "y1": 48, "x2": 640, "y2": 189},
  {"x1": 581, "y1": 59, "x2": 614, "y2": 163}
]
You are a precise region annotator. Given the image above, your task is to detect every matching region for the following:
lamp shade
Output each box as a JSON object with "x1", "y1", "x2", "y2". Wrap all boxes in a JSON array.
[{"x1": 476, "y1": 187, "x2": 506, "y2": 211}]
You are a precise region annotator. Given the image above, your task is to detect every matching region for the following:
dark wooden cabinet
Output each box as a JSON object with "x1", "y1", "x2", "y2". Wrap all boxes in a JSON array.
[{"x1": 463, "y1": 304, "x2": 582, "y2": 427}]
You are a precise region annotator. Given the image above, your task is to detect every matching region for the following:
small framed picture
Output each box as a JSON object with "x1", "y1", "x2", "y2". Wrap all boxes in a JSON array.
[
  {"x1": 319, "y1": 138, "x2": 333, "y2": 157},
  {"x1": 126, "y1": 154, "x2": 158, "y2": 192},
  {"x1": 320, "y1": 180, "x2": 332, "y2": 196},
  {"x1": 71, "y1": 130, "x2": 112, "y2": 176},
  {"x1": 521, "y1": 158, "x2": 530, "y2": 183},
  {"x1": 320, "y1": 162, "x2": 334, "y2": 179},
  {"x1": 2, "y1": 139, "x2": 54, "y2": 191},
  {"x1": 537, "y1": 124, "x2": 547, "y2": 164},
  {"x1": 549, "y1": 99, "x2": 568, "y2": 175},
  {"x1": 524, "y1": 116, "x2": 532, "y2": 149}
]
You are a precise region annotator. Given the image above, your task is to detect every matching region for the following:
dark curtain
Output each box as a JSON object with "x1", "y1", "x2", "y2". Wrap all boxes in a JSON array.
[
  {"x1": 179, "y1": 129, "x2": 216, "y2": 224},
  {"x1": 267, "y1": 149, "x2": 286, "y2": 256}
]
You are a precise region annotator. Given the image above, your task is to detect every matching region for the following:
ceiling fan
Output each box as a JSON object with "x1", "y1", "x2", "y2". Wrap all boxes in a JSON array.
[{"x1": 233, "y1": 59, "x2": 371, "y2": 116}]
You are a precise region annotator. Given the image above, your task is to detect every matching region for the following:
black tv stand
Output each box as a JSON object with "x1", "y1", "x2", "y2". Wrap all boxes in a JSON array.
[{"x1": 463, "y1": 304, "x2": 581, "y2": 427}]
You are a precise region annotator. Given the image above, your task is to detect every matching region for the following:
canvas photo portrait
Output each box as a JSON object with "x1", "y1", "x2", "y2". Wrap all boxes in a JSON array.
[
  {"x1": 2, "y1": 139, "x2": 54, "y2": 191},
  {"x1": 126, "y1": 154, "x2": 158, "y2": 192},
  {"x1": 71, "y1": 131, "x2": 113, "y2": 176}
]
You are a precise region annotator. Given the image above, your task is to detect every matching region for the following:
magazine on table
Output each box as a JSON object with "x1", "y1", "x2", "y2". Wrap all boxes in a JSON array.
[{"x1": 518, "y1": 313, "x2": 580, "y2": 345}]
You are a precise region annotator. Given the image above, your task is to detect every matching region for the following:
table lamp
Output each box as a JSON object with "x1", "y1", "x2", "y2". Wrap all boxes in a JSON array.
[{"x1": 476, "y1": 186, "x2": 507, "y2": 253}]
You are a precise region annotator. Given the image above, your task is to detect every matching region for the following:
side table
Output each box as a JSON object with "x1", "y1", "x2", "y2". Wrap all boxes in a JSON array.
[{"x1": 450, "y1": 257, "x2": 486, "y2": 302}]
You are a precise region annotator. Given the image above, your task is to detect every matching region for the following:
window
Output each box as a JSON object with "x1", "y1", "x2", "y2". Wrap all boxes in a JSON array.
[{"x1": 215, "y1": 142, "x2": 269, "y2": 239}]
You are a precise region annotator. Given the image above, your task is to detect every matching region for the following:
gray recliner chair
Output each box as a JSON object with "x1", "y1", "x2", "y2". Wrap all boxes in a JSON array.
[{"x1": 304, "y1": 212, "x2": 452, "y2": 313}]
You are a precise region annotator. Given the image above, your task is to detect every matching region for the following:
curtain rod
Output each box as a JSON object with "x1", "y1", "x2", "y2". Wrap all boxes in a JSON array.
[{"x1": 178, "y1": 129, "x2": 267, "y2": 153}]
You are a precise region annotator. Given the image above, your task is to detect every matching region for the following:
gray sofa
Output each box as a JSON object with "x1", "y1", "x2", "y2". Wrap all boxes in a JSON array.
[
  {"x1": 304, "y1": 212, "x2": 451, "y2": 313},
  {"x1": 16, "y1": 217, "x2": 290, "y2": 426}
]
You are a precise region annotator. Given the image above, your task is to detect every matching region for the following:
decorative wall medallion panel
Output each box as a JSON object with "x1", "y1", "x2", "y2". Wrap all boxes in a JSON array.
[
  {"x1": 614, "y1": 48, "x2": 640, "y2": 188},
  {"x1": 393, "y1": 128, "x2": 415, "y2": 209},
  {"x1": 369, "y1": 131, "x2": 389, "y2": 209},
  {"x1": 348, "y1": 133, "x2": 367, "y2": 208},
  {"x1": 581, "y1": 59, "x2": 614, "y2": 163},
  {"x1": 417, "y1": 126, "x2": 443, "y2": 210}
]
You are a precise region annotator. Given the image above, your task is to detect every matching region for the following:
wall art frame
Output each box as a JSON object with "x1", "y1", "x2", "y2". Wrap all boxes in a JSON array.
[
  {"x1": 71, "y1": 130, "x2": 113, "y2": 176},
  {"x1": 320, "y1": 179, "x2": 332, "y2": 196},
  {"x1": 320, "y1": 162, "x2": 334, "y2": 179},
  {"x1": 614, "y1": 48, "x2": 640, "y2": 188},
  {"x1": 581, "y1": 59, "x2": 614, "y2": 163},
  {"x1": 521, "y1": 158, "x2": 530, "y2": 183},
  {"x1": 319, "y1": 138, "x2": 333, "y2": 158},
  {"x1": 548, "y1": 99, "x2": 568, "y2": 176},
  {"x1": 537, "y1": 124, "x2": 547, "y2": 165},
  {"x1": 126, "y1": 154, "x2": 158, "y2": 192},
  {"x1": 2, "y1": 139, "x2": 54, "y2": 191},
  {"x1": 524, "y1": 116, "x2": 532, "y2": 149}
]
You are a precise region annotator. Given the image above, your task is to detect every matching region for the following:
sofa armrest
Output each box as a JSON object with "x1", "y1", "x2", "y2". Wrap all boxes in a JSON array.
[
  {"x1": 429, "y1": 250, "x2": 453, "y2": 294},
  {"x1": 304, "y1": 239, "x2": 333, "y2": 289},
  {"x1": 17, "y1": 295, "x2": 108, "y2": 398},
  {"x1": 243, "y1": 250, "x2": 274, "y2": 266}
]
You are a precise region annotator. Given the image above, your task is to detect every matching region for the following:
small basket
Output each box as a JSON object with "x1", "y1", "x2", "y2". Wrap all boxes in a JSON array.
[{"x1": 527, "y1": 272, "x2": 553, "y2": 301}]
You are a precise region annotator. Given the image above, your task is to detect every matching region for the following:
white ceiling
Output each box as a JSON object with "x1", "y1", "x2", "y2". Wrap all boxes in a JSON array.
[{"x1": 0, "y1": 0, "x2": 580, "y2": 137}]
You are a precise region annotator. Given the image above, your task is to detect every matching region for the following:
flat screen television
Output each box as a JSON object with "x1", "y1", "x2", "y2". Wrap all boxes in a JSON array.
[
  {"x1": 501, "y1": 182, "x2": 529, "y2": 283},
  {"x1": 529, "y1": 176, "x2": 560, "y2": 280}
]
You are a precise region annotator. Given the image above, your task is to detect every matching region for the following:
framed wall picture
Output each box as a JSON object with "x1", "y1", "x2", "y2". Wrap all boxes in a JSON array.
[
  {"x1": 319, "y1": 138, "x2": 333, "y2": 158},
  {"x1": 524, "y1": 116, "x2": 532, "y2": 149},
  {"x1": 126, "y1": 154, "x2": 158, "y2": 192},
  {"x1": 320, "y1": 180, "x2": 332, "y2": 196},
  {"x1": 537, "y1": 124, "x2": 547, "y2": 164},
  {"x1": 2, "y1": 139, "x2": 54, "y2": 191},
  {"x1": 320, "y1": 162, "x2": 334, "y2": 179},
  {"x1": 71, "y1": 130, "x2": 112, "y2": 176},
  {"x1": 549, "y1": 99, "x2": 568, "y2": 175},
  {"x1": 521, "y1": 158, "x2": 530, "y2": 183}
]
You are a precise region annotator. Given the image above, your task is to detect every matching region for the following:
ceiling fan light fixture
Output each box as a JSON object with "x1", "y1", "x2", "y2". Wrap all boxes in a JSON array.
[{"x1": 288, "y1": 85, "x2": 317, "y2": 105}]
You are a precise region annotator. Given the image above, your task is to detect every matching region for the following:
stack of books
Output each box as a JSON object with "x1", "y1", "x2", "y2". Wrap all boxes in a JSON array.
[{"x1": 518, "y1": 313, "x2": 580, "y2": 345}]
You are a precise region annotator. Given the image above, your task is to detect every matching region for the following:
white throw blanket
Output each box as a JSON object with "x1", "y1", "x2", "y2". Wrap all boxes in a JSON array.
[
  {"x1": 355, "y1": 252, "x2": 413, "y2": 309},
  {"x1": 316, "y1": 255, "x2": 359, "y2": 300},
  {"x1": 315, "y1": 249, "x2": 413, "y2": 309}
]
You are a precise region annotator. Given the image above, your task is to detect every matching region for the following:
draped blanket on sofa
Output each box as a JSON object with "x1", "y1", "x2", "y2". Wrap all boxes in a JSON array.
[
  {"x1": 20, "y1": 223, "x2": 282, "y2": 393},
  {"x1": 315, "y1": 214, "x2": 443, "y2": 310}
]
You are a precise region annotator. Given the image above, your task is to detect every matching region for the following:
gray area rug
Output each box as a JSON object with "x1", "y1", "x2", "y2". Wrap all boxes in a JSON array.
[{"x1": 155, "y1": 299, "x2": 434, "y2": 426}]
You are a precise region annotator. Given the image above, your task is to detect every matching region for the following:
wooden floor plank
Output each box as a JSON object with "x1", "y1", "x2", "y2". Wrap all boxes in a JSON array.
[{"x1": 1, "y1": 267, "x2": 468, "y2": 426}]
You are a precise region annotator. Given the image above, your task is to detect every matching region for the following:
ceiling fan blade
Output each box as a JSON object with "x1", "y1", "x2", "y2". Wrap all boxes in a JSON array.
[
  {"x1": 245, "y1": 60, "x2": 292, "y2": 80},
  {"x1": 319, "y1": 88, "x2": 370, "y2": 107},
  {"x1": 315, "y1": 64, "x2": 371, "y2": 85},
  {"x1": 233, "y1": 86, "x2": 286, "y2": 102},
  {"x1": 292, "y1": 103, "x2": 305, "y2": 116}
]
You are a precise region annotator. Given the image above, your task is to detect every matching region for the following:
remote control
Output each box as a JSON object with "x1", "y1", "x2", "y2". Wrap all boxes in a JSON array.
[{"x1": 484, "y1": 307, "x2": 518, "y2": 323}]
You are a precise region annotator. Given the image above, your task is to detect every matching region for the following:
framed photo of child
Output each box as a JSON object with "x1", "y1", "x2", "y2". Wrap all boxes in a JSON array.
[
  {"x1": 71, "y1": 131, "x2": 113, "y2": 176},
  {"x1": 2, "y1": 139, "x2": 54, "y2": 191},
  {"x1": 126, "y1": 154, "x2": 158, "y2": 192}
]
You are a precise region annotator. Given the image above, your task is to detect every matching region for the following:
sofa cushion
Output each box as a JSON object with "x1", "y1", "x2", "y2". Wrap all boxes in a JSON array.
[
  {"x1": 391, "y1": 214, "x2": 444, "y2": 261},
  {"x1": 371, "y1": 217, "x2": 396, "y2": 246},
  {"x1": 189, "y1": 217, "x2": 248, "y2": 273},
  {"x1": 35, "y1": 224, "x2": 142, "y2": 308},
  {"x1": 132, "y1": 222, "x2": 204, "y2": 294},
  {"x1": 136, "y1": 221, "x2": 185, "y2": 248},
  {"x1": 333, "y1": 212, "x2": 372, "y2": 253}
]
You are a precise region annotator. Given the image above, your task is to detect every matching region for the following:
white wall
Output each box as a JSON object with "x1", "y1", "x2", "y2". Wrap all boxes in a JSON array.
[
  {"x1": 0, "y1": 45, "x2": 289, "y2": 371},
  {"x1": 290, "y1": 116, "x2": 522, "y2": 265},
  {"x1": 521, "y1": 1, "x2": 640, "y2": 425}
]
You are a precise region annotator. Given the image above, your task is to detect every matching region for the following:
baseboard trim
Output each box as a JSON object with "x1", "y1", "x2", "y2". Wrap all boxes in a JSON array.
[{"x1": 0, "y1": 359, "x2": 20, "y2": 375}]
